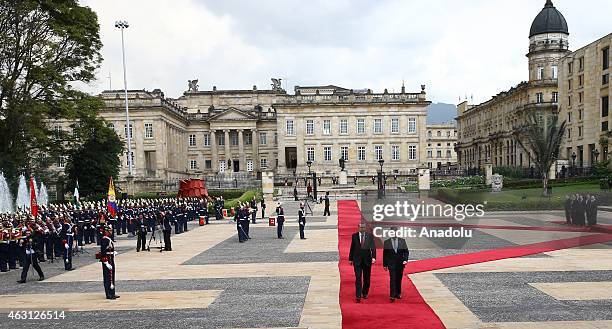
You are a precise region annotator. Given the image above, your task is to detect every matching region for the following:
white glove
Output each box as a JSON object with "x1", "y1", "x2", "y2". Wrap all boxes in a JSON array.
[
  {"x1": 64, "y1": 243, "x2": 69, "y2": 249},
  {"x1": 110, "y1": 284, "x2": 114, "y2": 290},
  {"x1": 104, "y1": 262, "x2": 113, "y2": 270}
]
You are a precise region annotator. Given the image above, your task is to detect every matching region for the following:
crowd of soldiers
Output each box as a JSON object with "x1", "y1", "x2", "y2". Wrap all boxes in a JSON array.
[
  {"x1": 564, "y1": 194, "x2": 599, "y2": 226},
  {"x1": 0, "y1": 197, "x2": 218, "y2": 282}
]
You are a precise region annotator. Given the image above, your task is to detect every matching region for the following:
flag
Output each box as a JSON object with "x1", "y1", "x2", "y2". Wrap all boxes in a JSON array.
[
  {"x1": 29, "y1": 177, "x2": 38, "y2": 217},
  {"x1": 107, "y1": 177, "x2": 117, "y2": 217},
  {"x1": 74, "y1": 180, "x2": 81, "y2": 209}
]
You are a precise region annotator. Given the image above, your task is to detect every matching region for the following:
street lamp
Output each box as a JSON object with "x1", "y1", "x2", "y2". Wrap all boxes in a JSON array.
[
  {"x1": 594, "y1": 149, "x2": 600, "y2": 163},
  {"x1": 377, "y1": 159, "x2": 385, "y2": 199},
  {"x1": 306, "y1": 160, "x2": 312, "y2": 174},
  {"x1": 115, "y1": 20, "x2": 132, "y2": 176},
  {"x1": 378, "y1": 159, "x2": 385, "y2": 173}
]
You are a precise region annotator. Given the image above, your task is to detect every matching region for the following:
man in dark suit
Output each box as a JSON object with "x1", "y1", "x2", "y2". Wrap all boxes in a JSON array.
[
  {"x1": 323, "y1": 192, "x2": 330, "y2": 216},
  {"x1": 348, "y1": 223, "x2": 376, "y2": 303},
  {"x1": 383, "y1": 228, "x2": 409, "y2": 302}
]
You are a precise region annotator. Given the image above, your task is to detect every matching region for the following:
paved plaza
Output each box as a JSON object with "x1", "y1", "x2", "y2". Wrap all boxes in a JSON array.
[{"x1": 1, "y1": 199, "x2": 612, "y2": 328}]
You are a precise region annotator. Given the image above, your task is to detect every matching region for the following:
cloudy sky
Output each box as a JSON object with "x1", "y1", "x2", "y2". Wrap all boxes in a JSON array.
[{"x1": 80, "y1": 0, "x2": 611, "y2": 104}]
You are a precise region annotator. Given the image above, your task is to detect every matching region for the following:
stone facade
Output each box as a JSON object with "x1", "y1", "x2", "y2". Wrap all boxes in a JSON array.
[
  {"x1": 74, "y1": 83, "x2": 431, "y2": 192},
  {"x1": 456, "y1": 1, "x2": 569, "y2": 170},
  {"x1": 558, "y1": 33, "x2": 612, "y2": 167},
  {"x1": 425, "y1": 123, "x2": 457, "y2": 169}
]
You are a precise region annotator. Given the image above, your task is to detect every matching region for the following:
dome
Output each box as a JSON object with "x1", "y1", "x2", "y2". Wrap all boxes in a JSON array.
[{"x1": 529, "y1": 0, "x2": 568, "y2": 37}]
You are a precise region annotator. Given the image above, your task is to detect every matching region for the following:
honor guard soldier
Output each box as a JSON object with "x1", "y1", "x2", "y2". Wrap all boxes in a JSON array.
[
  {"x1": 323, "y1": 191, "x2": 331, "y2": 216},
  {"x1": 60, "y1": 218, "x2": 74, "y2": 270},
  {"x1": 260, "y1": 199, "x2": 266, "y2": 219},
  {"x1": 0, "y1": 223, "x2": 10, "y2": 272},
  {"x1": 298, "y1": 203, "x2": 306, "y2": 239},
  {"x1": 276, "y1": 203, "x2": 285, "y2": 239},
  {"x1": 162, "y1": 210, "x2": 173, "y2": 251},
  {"x1": 17, "y1": 228, "x2": 44, "y2": 283},
  {"x1": 136, "y1": 214, "x2": 147, "y2": 252},
  {"x1": 198, "y1": 200, "x2": 209, "y2": 225},
  {"x1": 99, "y1": 226, "x2": 119, "y2": 300},
  {"x1": 8, "y1": 222, "x2": 20, "y2": 270},
  {"x1": 250, "y1": 197, "x2": 258, "y2": 224},
  {"x1": 236, "y1": 205, "x2": 249, "y2": 243}
]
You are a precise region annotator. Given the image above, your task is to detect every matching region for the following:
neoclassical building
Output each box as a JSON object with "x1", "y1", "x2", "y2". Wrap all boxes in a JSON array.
[
  {"x1": 456, "y1": 0, "x2": 569, "y2": 170},
  {"x1": 93, "y1": 83, "x2": 431, "y2": 191},
  {"x1": 425, "y1": 123, "x2": 457, "y2": 170}
]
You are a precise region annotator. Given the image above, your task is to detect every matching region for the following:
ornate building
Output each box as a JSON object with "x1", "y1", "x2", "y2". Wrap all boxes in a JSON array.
[
  {"x1": 90, "y1": 82, "x2": 431, "y2": 192},
  {"x1": 456, "y1": 0, "x2": 569, "y2": 170},
  {"x1": 558, "y1": 33, "x2": 611, "y2": 168},
  {"x1": 425, "y1": 123, "x2": 457, "y2": 170}
]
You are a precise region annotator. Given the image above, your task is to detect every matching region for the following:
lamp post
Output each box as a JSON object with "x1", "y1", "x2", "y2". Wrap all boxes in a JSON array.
[
  {"x1": 571, "y1": 152, "x2": 577, "y2": 176},
  {"x1": 115, "y1": 20, "x2": 132, "y2": 177},
  {"x1": 594, "y1": 149, "x2": 600, "y2": 163},
  {"x1": 306, "y1": 160, "x2": 312, "y2": 174}
]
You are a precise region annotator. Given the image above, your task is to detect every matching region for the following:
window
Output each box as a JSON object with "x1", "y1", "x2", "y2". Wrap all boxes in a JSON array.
[
  {"x1": 286, "y1": 119, "x2": 295, "y2": 135},
  {"x1": 579, "y1": 57, "x2": 584, "y2": 71},
  {"x1": 230, "y1": 132, "x2": 239, "y2": 146},
  {"x1": 247, "y1": 160, "x2": 253, "y2": 172},
  {"x1": 58, "y1": 156, "x2": 67, "y2": 169},
  {"x1": 579, "y1": 109, "x2": 583, "y2": 120},
  {"x1": 189, "y1": 134, "x2": 196, "y2": 147},
  {"x1": 603, "y1": 96, "x2": 610, "y2": 117},
  {"x1": 189, "y1": 160, "x2": 197, "y2": 170},
  {"x1": 603, "y1": 121, "x2": 609, "y2": 132},
  {"x1": 391, "y1": 118, "x2": 399, "y2": 133},
  {"x1": 552, "y1": 92, "x2": 558, "y2": 103},
  {"x1": 568, "y1": 79, "x2": 572, "y2": 90},
  {"x1": 260, "y1": 158, "x2": 268, "y2": 169},
  {"x1": 568, "y1": 62, "x2": 573, "y2": 75},
  {"x1": 408, "y1": 145, "x2": 417, "y2": 160},
  {"x1": 259, "y1": 132, "x2": 267, "y2": 145},
  {"x1": 340, "y1": 119, "x2": 348, "y2": 134},
  {"x1": 568, "y1": 96, "x2": 572, "y2": 107},
  {"x1": 144, "y1": 123, "x2": 153, "y2": 138},
  {"x1": 107, "y1": 123, "x2": 115, "y2": 131},
  {"x1": 124, "y1": 123, "x2": 132, "y2": 139},
  {"x1": 604, "y1": 74, "x2": 610, "y2": 85},
  {"x1": 579, "y1": 92, "x2": 583, "y2": 103},
  {"x1": 204, "y1": 134, "x2": 210, "y2": 146},
  {"x1": 218, "y1": 134, "x2": 225, "y2": 146},
  {"x1": 579, "y1": 75, "x2": 583, "y2": 86},
  {"x1": 446, "y1": 150, "x2": 452, "y2": 158},
  {"x1": 567, "y1": 128, "x2": 571, "y2": 139},
  {"x1": 274, "y1": 132, "x2": 278, "y2": 144},
  {"x1": 306, "y1": 120, "x2": 314, "y2": 135},
  {"x1": 437, "y1": 131, "x2": 441, "y2": 137},
  {"x1": 408, "y1": 118, "x2": 416, "y2": 133},
  {"x1": 427, "y1": 150, "x2": 432, "y2": 158},
  {"x1": 536, "y1": 93, "x2": 544, "y2": 103},
  {"x1": 357, "y1": 118, "x2": 365, "y2": 134},
  {"x1": 323, "y1": 120, "x2": 331, "y2": 135},
  {"x1": 427, "y1": 131, "x2": 432, "y2": 138},
  {"x1": 537, "y1": 67, "x2": 544, "y2": 80},
  {"x1": 568, "y1": 112, "x2": 572, "y2": 123},
  {"x1": 324, "y1": 146, "x2": 332, "y2": 161},
  {"x1": 125, "y1": 151, "x2": 134, "y2": 168},
  {"x1": 578, "y1": 126, "x2": 583, "y2": 137},
  {"x1": 341, "y1": 146, "x2": 349, "y2": 161},
  {"x1": 205, "y1": 160, "x2": 212, "y2": 169},
  {"x1": 358, "y1": 147, "x2": 366, "y2": 161},
  {"x1": 392, "y1": 145, "x2": 400, "y2": 160},
  {"x1": 245, "y1": 133, "x2": 252, "y2": 145},
  {"x1": 437, "y1": 150, "x2": 442, "y2": 158},
  {"x1": 604, "y1": 47, "x2": 610, "y2": 70},
  {"x1": 447, "y1": 131, "x2": 451, "y2": 137},
  {"x1": 375, "y1": 145, "x2": 383, "y2": 161},
  {"x1": 219, "y1": 160, "x2": 226, "y2": 173},
  {"x1": 374, "y1": 119, "x2": 382, "y2": 134},
  {"x1": 551, "y1": 65, "x2": 558, "y2": 79},
  {"x1": 307, "y1": 147, "x2": 315, "y2": 162}
]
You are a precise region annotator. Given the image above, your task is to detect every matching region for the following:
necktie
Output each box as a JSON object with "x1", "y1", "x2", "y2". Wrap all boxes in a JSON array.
[
  {"x1": 360, "y1": 233, "x2": 364, "y2": 247},
  {"x1": 393, "y1": 238, "x2": 398, "y2": 253}
]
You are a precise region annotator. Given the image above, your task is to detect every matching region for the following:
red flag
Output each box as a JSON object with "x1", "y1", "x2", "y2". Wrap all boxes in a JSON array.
[{"x1": 29, "y1": 177, "x2": 38, "y2": 218}]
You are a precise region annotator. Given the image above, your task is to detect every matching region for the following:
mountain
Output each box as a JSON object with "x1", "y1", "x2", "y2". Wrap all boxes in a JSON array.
[{"x1": 427, "y1": 103, "x2": 457, "y2": 124}]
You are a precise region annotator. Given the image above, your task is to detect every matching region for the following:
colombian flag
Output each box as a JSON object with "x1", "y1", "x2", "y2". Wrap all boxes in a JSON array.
[{"x1": 107, "y1": 177, "x2": 117, "y2": 217}]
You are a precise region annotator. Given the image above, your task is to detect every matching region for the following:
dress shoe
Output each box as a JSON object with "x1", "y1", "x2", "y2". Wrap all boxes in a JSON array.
[
  {"x1": 397, "y1": 295, "x2": 402, "y2": 299},
  {"x1": 356, "y1": 298, "x2": 361, "y2": 303},
  {"x1": 16, "y1": 280, "x2": 26, "y2": 284},
  {"x1": 38, "y1": 276, "x2": 45, "y2": 281},
  {"x1": 362, "y1": 295, "x2": 368, "y2": 299},
  {"x1": 113, "y1": 295, "x2": 120, "y2": 299},
  {"x1": 390, "y1": 297, "x2": 395, "y2": 303}
]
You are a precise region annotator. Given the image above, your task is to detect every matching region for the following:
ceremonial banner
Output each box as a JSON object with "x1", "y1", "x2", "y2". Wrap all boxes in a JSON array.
[
  {"x1": 107, "y1": 177, "x2": 118, "y2": 217},
  {"x1": 29, "y1": 177, "x2": 38, "y2": 217}
]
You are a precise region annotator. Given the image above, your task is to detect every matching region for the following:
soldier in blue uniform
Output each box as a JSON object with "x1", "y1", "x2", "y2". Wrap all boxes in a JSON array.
[
  {"x1": 100, "y1": 226, "x2": 119, "y2": 300},
  {"x1": 298, "y1": 203, "x2": 307, "y2": 239},
  {"x1": 276, "y1": 203, "x2": 285, "y2": 239},
  {"x1": 17, "y1": 228, "x2": 44, "y2": 283},
  {"x1": 60, "y1": 217, "x2": 74, "y2": 270}
]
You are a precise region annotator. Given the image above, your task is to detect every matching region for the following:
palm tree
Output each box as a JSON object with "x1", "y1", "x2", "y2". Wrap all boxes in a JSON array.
[{"x1": 513, "y1": 112, "x2": 566, "y2": 196}]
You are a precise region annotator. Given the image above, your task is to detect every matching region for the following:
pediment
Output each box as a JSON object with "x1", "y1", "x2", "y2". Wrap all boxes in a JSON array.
[{"x1": 209, "y1": 107, "x2": 255, "y2": 121}]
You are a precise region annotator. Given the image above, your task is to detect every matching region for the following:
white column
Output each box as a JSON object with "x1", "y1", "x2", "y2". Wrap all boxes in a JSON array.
[
  {"x1": 252, "y1": 128, "x2": 259, "y2": 172},
  {"x1": 211, "y1": 130, "x2": 218, "y2": 173},
  {"x1": 238, "y1": 129, "x2": 245, "y2": 172}
]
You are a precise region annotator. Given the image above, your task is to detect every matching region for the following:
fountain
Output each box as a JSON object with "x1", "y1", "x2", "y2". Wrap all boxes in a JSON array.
[
  {"x1": 16, "y1": 174, "x2": 29, "y2": 211},
  {"x1": 0, "y1": 172, "x2": 13, "y2": 213},
  {"x1": 38, "y1": 182, "x2": 48, "y2": 207}
]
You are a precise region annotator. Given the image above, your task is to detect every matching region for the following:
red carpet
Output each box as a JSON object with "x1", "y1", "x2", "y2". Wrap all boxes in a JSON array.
[
  {"x1": 549, "y1": 221, "x2": 612, "y2": 234},
  {"x1": 406, "y1": 232, "x2": 612, "y2": 274},
  {"x1": 382, "y1": 221, "x2": 596, "y2": 233},
  {"x1": 337, "y1": 200, "x2": 445, "y2": 329}
]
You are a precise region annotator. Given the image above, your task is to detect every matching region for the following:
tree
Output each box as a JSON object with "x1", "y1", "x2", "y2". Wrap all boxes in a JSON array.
[
  {"x1": 65, "y1": 117, "x2": 123, "y2": 198},
  {"x1": 0, "y1": 0, "x2": 102, "y2": 190},
  {"x1": 513, "y1": 112, "x2": 566, "y2": 196}
]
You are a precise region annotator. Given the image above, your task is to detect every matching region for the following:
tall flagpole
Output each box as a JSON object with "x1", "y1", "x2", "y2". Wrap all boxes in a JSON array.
[{"x1": 115, "y1": 20, "x2": 132, "y2": 176}]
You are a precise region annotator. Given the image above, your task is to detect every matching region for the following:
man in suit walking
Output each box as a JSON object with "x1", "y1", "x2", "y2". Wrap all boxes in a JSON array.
[
  {"x1": 383, "y1": 228, "x2": 409, "y2": 302},
  {"x1": 323, "y1": 192, "x2": 331, "y2": 216},
  {"x1": 348, "y1": 223, "x2": 376, "y2": 303}
]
